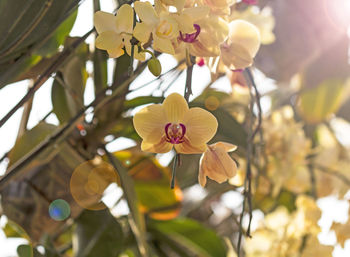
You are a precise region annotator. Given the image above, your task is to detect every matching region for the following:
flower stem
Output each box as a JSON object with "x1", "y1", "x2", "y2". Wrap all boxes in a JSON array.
[{"x1": 171, "y1": 154, "x2": 179, "y2": 189}]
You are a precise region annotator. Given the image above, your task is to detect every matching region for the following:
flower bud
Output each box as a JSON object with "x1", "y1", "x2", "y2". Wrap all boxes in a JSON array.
[{"x1": 148, "y1": 58, "x2": 162, "y2": 76}]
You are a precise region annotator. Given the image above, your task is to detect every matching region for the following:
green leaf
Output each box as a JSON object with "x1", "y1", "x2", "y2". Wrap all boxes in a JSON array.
[
  {"x1": 3, "y1": 220, "x2": 29, "y2": 239},
  {"x1": 35, "y1": 9, "x2": 78, "y2": 57},
  {"x1": 298, "y1": 78, "x2": 348, "y2": 123},
  {"x1": 74, "y1": 209, "x2": 124, "y2": 257},
  {"x1": 93, "y1": 49, "x2": 109, "y2": 94},
  {"x1": 17, "y1": 244, "x2": 33, "y2": 257},
  {"x1": 149, "y1": 218, "x2": 227, "y2": 257},
  {"x1": 0, "y1": 0, "x2": 79, "y2": 88},
  {"x1": 8, "y1": 122, "x2": 57, "y2": 167},
  {"x1": 51, "y1": 75, "x2": 72, "y2": 124},
  {"x1": 124, "y1": 96, "x2": 165, "y2": 110}
]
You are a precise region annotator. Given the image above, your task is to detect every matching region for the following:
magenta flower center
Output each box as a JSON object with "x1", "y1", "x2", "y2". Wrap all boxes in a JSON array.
[
  {"x1": 179, "y1": 24, "x2": 201, "y2": 43},
  {"x1": 165, "y1": 123, "x2": 186, "y2": 144}
]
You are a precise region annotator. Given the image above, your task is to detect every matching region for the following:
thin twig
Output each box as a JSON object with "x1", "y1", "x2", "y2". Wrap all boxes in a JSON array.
[
  {"x1": 171, "y1": 154, "x2": 178, "y2": 189},
  {"x1": 315, "y1": 164, "x2": 350, "y2": 186},
  {"x1": 0, "y1": 29, "x2": 94, "y2": 128},
  {"x1": 184, "y1": 57, "x2": 195, "y2": 102},
  {"x1": 245, "y1": 68, "x2": 262, "y2": 140},
  {"x1": 237, "y1": 68, "x2": 262, "y2": 256},
  {"x1": 16, "y1": 80, "x2": 34, "y2": 139}
]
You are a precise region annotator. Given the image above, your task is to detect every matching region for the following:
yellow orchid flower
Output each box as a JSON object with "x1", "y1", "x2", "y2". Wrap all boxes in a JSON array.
[
  {"x1": 133, "y1": 93, "x2": 218, "y2": 154},
  {"x1": 94, "y1": 5, "x2": 145, "y2": 60},
  {"x1": 198, "y1": 141, "x2": 238, "y2": 187},
  {"x1": 134, "y1": 1, "x2": 179, "y2": 55},
  {"x1": 220, "y1": 19, "x2": 260, "y2": 70}
]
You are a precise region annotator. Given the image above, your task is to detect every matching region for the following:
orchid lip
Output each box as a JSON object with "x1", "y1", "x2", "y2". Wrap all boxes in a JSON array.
[
  {"x1": 179, "y1": 24, "x2": 201, "y2": 43},
  {"x1": 165, "y1": 123, "x2": 186, "y2": 144}
]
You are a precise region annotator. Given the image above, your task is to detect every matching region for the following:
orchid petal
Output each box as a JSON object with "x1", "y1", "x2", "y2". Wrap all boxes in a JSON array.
[
  {"x1": 174, "y1": 138, "x2": 207, "y2": 154},
  {"x1": 115, "y1": 4, "x2": 134, "y2": 34},
  {"x1": 94, "y1": 11, "x2": 117, "y2": 33},
  {"x1": 162, "y1": 93, "x2": 189, "y2": 123},
  {"x1": 182, "y1": 107, "x2": 218, "y2": 146},
  {"x1": 153, "y1": 34, "x2": 176, "y2": 54},
  {"x1": 95, "y1": 31, "x2": 122, "y2": 50},
  {"x1": 134, "y1": 1, "x2": 159, "y2": 26},
  {"x1": 133, "y1": 104, "x2": 167, "y2": 143},
  {"x1": 141, "y1": 138, "x2": 173, "y2": 153},
  {"x1": 133, "y1": 22, "x2": 153, "y2": 43}
]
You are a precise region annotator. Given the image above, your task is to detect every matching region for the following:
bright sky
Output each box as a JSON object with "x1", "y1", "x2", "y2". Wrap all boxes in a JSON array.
[{"x1": 0, "y1": 1, "x2": 350, "y2": 256}]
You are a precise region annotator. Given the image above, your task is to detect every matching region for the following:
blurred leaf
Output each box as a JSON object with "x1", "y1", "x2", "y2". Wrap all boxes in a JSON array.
[
  {"x1": 93, "y1": 49, "x2": 108, "y2": 94},
  {"x1": 3, "y1": 220, "x2": 29, "y2": 239},
  {"x1": 35, "y1": 9, "x2": 78, "y2": 57},
  {"x1": 108, "y1": 152, "x2": 149, "y2": 255},
  {"x1": 124, "y1": 96, "x2": 165, "y2": 110},
  {"x1": 51, "y1": 74, "x2": 72, "y2": 124},
  {"x1": 17, "y1": 244, "x2": 33, "y2": 257},
  {"x1": 171, "y1": 154, "x2": 201, "y2": 189},
  {"x1": 116, "y1": 149, "x2": 182, "y2": 220},
  {"x1": 8, "y1": 122, "x2": 57, "y2": 167},
  {"x1": 149, "y1": 218, "x2": 227, "y2": 257},
  {"x1": 298, "y1": 79, "x2": 347, "y2": 123},
  {"x1": 0, "y1": 0, "x2": 79, "y2": 88},
  {"x1": 74, "y1": 208, "x2": 124, "y2": 257},
  {"x1": 95, "y1": 54, "x2": 131, "y2": 124},
  {"x1": 192, "y1": 90, "x2": 247, "y2": 149},
  {"x1": 0, "y1": 54, "x2": 42, "y2": 88},
  {"x1": 110, "y1": 118, "x2": 140, "y2": 141}
]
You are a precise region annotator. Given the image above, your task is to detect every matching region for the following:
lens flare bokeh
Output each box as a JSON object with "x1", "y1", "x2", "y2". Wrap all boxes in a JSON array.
[
  {"x1": 70, "y1": 159, "x2": 118, "y2": 210},
  {"x1": 48, "y1": 199, "x2": 71, "y2": 221}
]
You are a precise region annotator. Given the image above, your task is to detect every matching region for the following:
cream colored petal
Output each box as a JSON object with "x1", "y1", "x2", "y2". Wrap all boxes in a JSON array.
[
  {"x1": 210, "y1": 142, "x2": 237, "y2": 152},
  {"x1": 133, "y1": 22, "x2": 152, "y2": 43},
  {"x1": 107, "y1": 47, "x2": 124, "y2": 58},
  {"x1": 94, "y1": 11, "x2": 117, "y2": 33},
  {"x1": 220, "y1": 42, "x2": 253, "y2": 70},
  {"x1": 134, "y1": 1, "x2": 159, "y2": 26},
  {"x1": 174, "y1": 138, "x2": 207, "y2": 154},
  {"x1": 173, "y1": 14, "x2": 194, "y2": 34},
  {"x1": 133, "y1": 104, "x2": 166, "y2": 143},
  {"x1": 174, "y1": 0, "x2": 186, "y2": 11},
  {"x1": 115, "y1": 4, "x2": 134, "y2": 34},
  {"x1": 153, "y1": 34, "x2": 176, "y2": 55},
  {"x1": 162, "y1": 93, "x2": 189, "y2": 123},
  {"x1": 141, "y1": 138, "x2": 173, "y2": 153},
  {"x1": 182, "y1": 107, "x2": 218, "y2": 146},
  {"x1": 228, "y1": 19, "x2": 261, "y2": 57},
  {"x1": 208, "y1": 146, "x2": 237, "y2": 178},
  {"x1": 95, "y1": 31, "x2": 122, "y2": 50},
  {"x1": 200, "y1": 146, "x2": 237, "y2": 184},
  {"x1": 182, "y1": 6, "x2": 210, "y2": 21}
]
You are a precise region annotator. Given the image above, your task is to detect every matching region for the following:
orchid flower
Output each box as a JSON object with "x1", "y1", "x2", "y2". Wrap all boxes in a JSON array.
[
  {"x1": 220, "y1": 19, "x2": 261, "y2": 70},
  {"x1": 133, "y1": 93, "x2": 218, "y2": 154},
  {"x1": 134, "y1": 1, "x2": 179, "y2": 55},
  {"x1": 94, "y1": 5, "x2": 145, "y2": 60},
  {"x1": 198, "y1": 142, "x2": 238, "y2": 187}
]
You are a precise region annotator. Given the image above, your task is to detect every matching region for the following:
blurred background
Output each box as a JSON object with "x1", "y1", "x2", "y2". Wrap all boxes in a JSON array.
[{"x1": 0, "y1": 0, "x2": 350, "y2": 256}]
